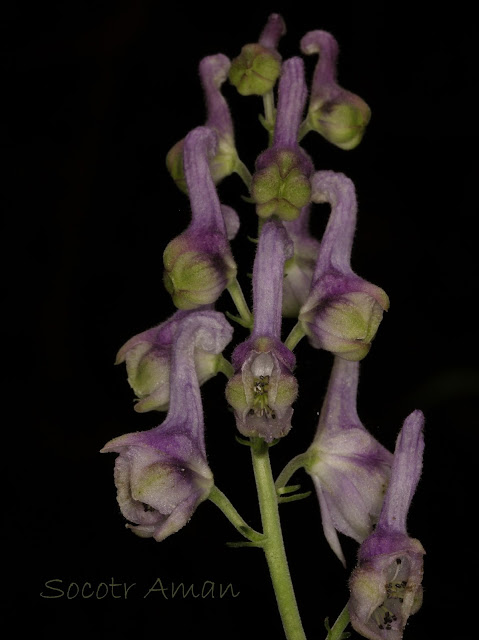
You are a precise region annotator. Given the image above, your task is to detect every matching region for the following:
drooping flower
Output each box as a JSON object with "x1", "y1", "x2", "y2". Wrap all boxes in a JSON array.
[
  {"x1": 299, "y1": 171, "x2": 389, "y2": 360},
  {"x1": 163, "y1": 127, "x2": 237, "y2": 309},
  {"x1": 166, "y1": 53, "x2": 238, "y2": 192},
  {"x1": 102, "y1": 312, "x2": 232, "y2": 541},
  {"x1": 282, "y1": 203, "x2": 321, "y2": 317},
  {"x1": 115, "y1": 309, "x2": 233, "y2": 413},
  {"x1": 252, "y1": 56, "x2": 312, "y2": 221},
  {"x1": 228, "y1": 13, "x2": 285, "y2": 96},
  {"x1": 300, "y1": 30, "x2": 371, "y2": 150},
  {"x1": 225, "y1": 219, "x2": 298, "y2": 442},
  {"x1": 305, "y1": 357, "x2": 393, "y2": 566},
  {"x1": 348, "y1": 410, "x2": 425, "y2": 640}
]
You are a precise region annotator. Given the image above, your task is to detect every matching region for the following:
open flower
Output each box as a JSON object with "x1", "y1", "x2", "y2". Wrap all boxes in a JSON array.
[
  {"x1": 166, "y1": 53, "x2": 238, "y2": 192},
  {"x1": 225, "y1": 219, "x2": 298, "y2": 442},
  {"x1": 300, "y1": 30, "x2": 371, "y2": 150},
  {"x1": 348, "y1": 410, "x2": 425, "y2": 639},
  {"x1": 299, "y1": 171, "x2": 389, "y2": 360},
  {"x1": 305, "y1": 357, "x2": 393, "y2": 566},
  {"x1": 252, "y1": 56, "x2": 313, "y2": 221},
  {"x1": 115, "y1": 309, "x2": 233, "y2": 412},
  {"x1": 163, "y1": 127, "x2": 237, "y2": 309},
  {"x1": 102, "y1": 312, "x2": 232, "y2": 541}
]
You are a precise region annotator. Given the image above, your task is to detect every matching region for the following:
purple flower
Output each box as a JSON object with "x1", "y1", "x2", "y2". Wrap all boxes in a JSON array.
[
  {"x1": 299, "y1": 171, "x2": 389, "y2": 360},
  {"x1": 348, "y1": 410, "x2": 425, "y2": 639},
  {"x1": 228, "y1": 13, "x2": 285, "y2": 96},
  {"x1": 300, "y1": 30, "x2": 371, "y2": 150},
  {"x1": 282, "y1": 203, "x2": 320, "y2": 317},
  {"x1": 115, "y1": 309, "x2": 233, "y2": 413},
  {"x1": 225, "y1": 219, "x2": 298, "y2": 442},
  {"x1": 163, "y1": 127, "x2": 237, "y2": 309},
  {"x1": 166, "y1": 54, "x2": 238, "y2": 192},
  {"x1": 101, "y1": 312, "x2": 232, "y2": 541},
  {"x1": 252, "y1": 57, "x2": 313, "y2": 221},
  {"x1": 305, "y1": 357, "x2": 393, "y2": 566}
]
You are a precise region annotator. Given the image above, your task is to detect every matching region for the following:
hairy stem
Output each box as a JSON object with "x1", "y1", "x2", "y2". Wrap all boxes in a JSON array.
[{"x1": 208, "y1": 485, "x2": 264, "y2": 544}]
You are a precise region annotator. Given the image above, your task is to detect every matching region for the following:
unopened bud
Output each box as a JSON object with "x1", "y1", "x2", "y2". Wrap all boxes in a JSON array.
[
  {"x1": 163, "y1": 233, "x2": 236, "y2": 310},
  {"x1": 229, "y1": 43, "x2": 281, "y2": 96},
  {"x1": 252, "y1": 150, "x2": 311, "y2": 221}
]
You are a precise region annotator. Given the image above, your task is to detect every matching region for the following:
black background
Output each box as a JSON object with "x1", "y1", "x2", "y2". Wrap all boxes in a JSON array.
[{"x1": 5, "y1": 2, "x2": 478, "y2": 639}]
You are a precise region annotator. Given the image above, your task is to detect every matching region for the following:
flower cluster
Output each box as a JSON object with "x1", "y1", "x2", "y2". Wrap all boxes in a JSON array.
[{"x1": 103, "y1": 13, "x2": 425, "y2": 640}]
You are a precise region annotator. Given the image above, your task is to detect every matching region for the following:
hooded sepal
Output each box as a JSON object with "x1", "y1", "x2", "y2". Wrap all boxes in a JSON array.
[
  {"x1": 102, "y1": 312, "x2": 233, "y2": 540},
  {"x1": 163, "y1": 127, "x2": 237, "y2": 309},
  {"x1": 252, "y1": 57, "x2": 312, "y2": 221},
  {"x1": 282, "y1": 203, "x2": 320, "y2": 317},
  {"x1": 348, "y1": 411, "x2": 425, "y2": 639},
  {"x1": 299, "y1": 171, "x2": 388, "y2": 360},
  {"x1": 166, "y1": 54, "x2": 238, "y2": 192},
  {"x1": 305, "y1": 357, "x2": 392, "y2": 565},
  {"x1": 300, "y1": 30, "x2": 371, "y2": 150},
  {"x1": 116, "y1": 309, "x2": 233, "y2": 412}
]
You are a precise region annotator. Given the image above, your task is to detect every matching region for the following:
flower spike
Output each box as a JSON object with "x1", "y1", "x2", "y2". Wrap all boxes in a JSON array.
[
  {"x1": 115, "y1": 309, "x2": 233, "y2": 412},
  {"x1": 225, "y1": 219, "x2": 298, "y2": 442},
  {"x1": 299, "y1": 171, "x2": 389, "y2": 360},
  {"x1": 163, "y1": 127, "x2": 237, "y2": 309},
  {"x1": 300, "y1": 30, "x2": 371, "y2": 149},
  {"x1": 348, "y1": 411, "x2": 425, "y2": 640},
  {"x1": 305, "y1": 357, "x2": 393, "y2": 566},
  {"x1": 252, "y1": 57, "x2": 313, "y2": 221},
  {"x1": 102, "y1": 312, "x2": 233, "y2": 541},
  {"x1": 166, "y1": 54, "x2": 238, "y2": 192}
]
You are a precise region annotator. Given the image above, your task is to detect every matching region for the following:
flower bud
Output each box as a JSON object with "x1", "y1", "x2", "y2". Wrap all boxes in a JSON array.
[
  {"x1": 300, "y1": 171, "x2": 388, "y2": 360},
  {"x1": 163, "y1": 232, "x2": 236, "y2": 310},
  {"x1": 229, "y1": 43, "x2": 281, "y2": 96},
  {"x1": 252, "y1": 150, "x2": 311, "y2": 220},
  {"x1": 164, "y1": 127, "x2": 237, "y2": 310},
  {"x1": 301, "y1": 30, "x2": 371, "y2": 150},
  {"x1": 300, "y1": 285, "x2": 389, "y2": 361},
  {"x1": 116, "y1": 310, "x2": 233, "y2": 412}
]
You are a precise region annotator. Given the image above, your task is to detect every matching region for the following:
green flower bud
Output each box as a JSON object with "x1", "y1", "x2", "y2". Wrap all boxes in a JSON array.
[
  {"x1": 229, "y1": 44, "x2": 281, "y2": 96},
  {"x1": 163, "y1": 233, "x2": 236, "y2": 310},
  {"x1": 308, "y1": 95, "x2": 371, "y2": 151},
  {"x1": 252, "y1": 150, "x2": 311, "y2": 221}
]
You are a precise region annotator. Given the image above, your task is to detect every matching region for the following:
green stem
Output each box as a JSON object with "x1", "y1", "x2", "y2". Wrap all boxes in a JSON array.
[
  {"x1": 216, "y1": 355, "x2": 234, "y2": 379},
  {"x1": 208, "y1": 486, "x2": 264, "y2": 544},
  {"x1": 326, "y1": 604, "x2": 350, "y2": 640},
  {"x1": 284, "y1": 321, "x2": 306, "y2": 351},
  {"x1": 227, "y1": 278, "x2": 253, "y2": 328},
  {"x1": 298, "y1": 118, "x2": 312, "y2": 142},
  {"x1": 250, "y1": 438, "x2": 307, "y2": 640},
  {"x1": 275, "y1": 452, "x2": 311, "y2": 492},
  {"x1": 234, "y1": 159, "x2": 253, "y2": 193}
]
